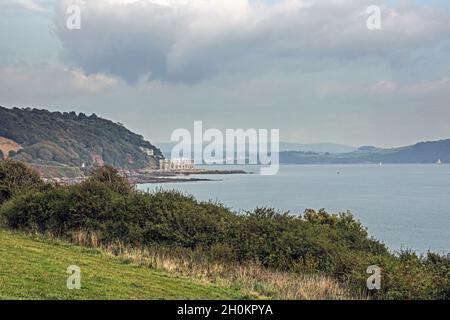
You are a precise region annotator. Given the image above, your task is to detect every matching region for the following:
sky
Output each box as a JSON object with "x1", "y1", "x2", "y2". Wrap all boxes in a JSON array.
[{"x1": 1, "y1": 0, "x2": 449, "y2": 147}]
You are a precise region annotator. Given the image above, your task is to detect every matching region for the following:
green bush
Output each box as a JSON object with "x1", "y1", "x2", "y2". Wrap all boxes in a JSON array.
[
  {"x1": 0, "y1": 164, "x2": 449, "y2": 300},
  {"x1": 0, "y1": 159, "x2": 44, "y2": 205},
  {"x1": 87, "y1": 166, "x2": 133, "y2": 196}
]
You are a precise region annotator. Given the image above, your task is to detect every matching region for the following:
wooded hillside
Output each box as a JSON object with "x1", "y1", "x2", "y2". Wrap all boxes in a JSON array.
[{"x1": 0, "y1": 106, "x2": 163, "y2": 169}]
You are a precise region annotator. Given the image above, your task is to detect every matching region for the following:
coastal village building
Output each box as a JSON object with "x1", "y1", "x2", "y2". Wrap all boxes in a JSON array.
[
  {"x1": 140, "y1": 147, "x2": 154, "y2": 156},
  {"x1": 159, "y1": 159, "x2": 195, "y2": 171}
]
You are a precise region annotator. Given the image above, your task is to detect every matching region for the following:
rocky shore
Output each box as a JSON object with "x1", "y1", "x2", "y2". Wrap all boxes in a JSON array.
[
  {"x1": 42, "y1": 167, "x2": 249, "y2": 185},
  {"x1": 124, "y1": 168, "x2": 248, "y2": 184}
]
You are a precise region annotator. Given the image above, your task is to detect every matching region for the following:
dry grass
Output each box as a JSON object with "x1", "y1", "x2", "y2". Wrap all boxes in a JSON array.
[{"x1": 69, "y1": 231, "x2": 354, "y2": 300}]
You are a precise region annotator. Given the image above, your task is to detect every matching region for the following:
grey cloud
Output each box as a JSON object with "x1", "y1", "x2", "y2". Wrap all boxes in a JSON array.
[
  {"x1": 54, "y1": 0, "x2": 450, "y2": 84},
  {"x1": 3, "y1": 0, "x2": 51, "y2": 12},
  {"x1": 0, "y1": 65, "x2": 120, "y2": 104}
]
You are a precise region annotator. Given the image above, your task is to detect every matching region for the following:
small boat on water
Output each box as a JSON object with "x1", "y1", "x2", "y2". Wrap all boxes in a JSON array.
[{"x1": 437, "y1": 159, "x2": 443, "y2": 165}]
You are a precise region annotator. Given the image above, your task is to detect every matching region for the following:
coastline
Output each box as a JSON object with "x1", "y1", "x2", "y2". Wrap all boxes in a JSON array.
[
  {"x1": 126, "y1": 168, "x2": 249, "y2": 184},
  {"x1": 38, "y1": 166, "x2": 249, "y2": 185}
]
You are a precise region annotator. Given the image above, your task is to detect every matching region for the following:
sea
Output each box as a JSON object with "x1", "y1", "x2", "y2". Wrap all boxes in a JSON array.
[{"x1": 137, "y1": 164, "x2": 450, "y2": 254}]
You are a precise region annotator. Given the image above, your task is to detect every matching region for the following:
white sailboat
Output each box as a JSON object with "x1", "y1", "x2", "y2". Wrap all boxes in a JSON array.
[{"x1": 437, "y1": 158, "x2": 443, "y2": 165}]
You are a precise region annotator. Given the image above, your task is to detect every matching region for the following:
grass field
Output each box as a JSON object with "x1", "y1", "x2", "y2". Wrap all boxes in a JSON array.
[{"x1": 0, "y1": 229, "x2": 246, "y2": 300}]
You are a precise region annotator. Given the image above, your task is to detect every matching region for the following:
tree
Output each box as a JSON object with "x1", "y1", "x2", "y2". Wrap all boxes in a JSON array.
[
  {"x1": 0, "y1": 159, "x2": 44, "y2": 205},
  {"x1": 88, "y1": 166, "x2": 132, "y2": 195}
]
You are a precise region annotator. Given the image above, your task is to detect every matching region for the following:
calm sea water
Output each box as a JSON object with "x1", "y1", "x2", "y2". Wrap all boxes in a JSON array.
[{"x1": 138, "y1": 164, "x2": 450, "y2": 254}]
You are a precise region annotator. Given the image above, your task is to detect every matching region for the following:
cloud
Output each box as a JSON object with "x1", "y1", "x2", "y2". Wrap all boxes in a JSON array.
[
  {"x1": 403, "y1": 76, "x2": 449, "y2": 94},
  {"x1": 368, "y1": 77, "x2": 449, "y2": 95},
  {"x1": 53, "y1": 0, "x2": 450, "y2": 84},
  {"x1": 0, "y1": 65, "x2": 120, "y2": 102},
  {"x1": 2, "y1": 62, "x2": 450, "y2": 148},
  {"x1": 368, "y1": 80, "x2": 398, "y2": 94},
  {"x1": 7, "y1": 0, "x2": 50, "y2": 12}
]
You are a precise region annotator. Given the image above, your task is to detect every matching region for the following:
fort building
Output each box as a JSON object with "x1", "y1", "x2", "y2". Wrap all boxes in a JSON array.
[{"x1": 159, "y1": 159, "x2": 195, "y2": 171}]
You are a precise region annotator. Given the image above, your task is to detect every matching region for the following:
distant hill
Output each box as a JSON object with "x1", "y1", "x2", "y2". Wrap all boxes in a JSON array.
[
  {"x1": 280, "y1": 139, "x2": 450, "y2": 164},
  {"x1": 279, "y1": 142, "x2": 356, "y2": 154},
  {"x1": 0, "y1": 106, "x2": 163, "y2": 169},
  {"x1": 157, "y1": 142, "x2": 355, "y2": 159}
]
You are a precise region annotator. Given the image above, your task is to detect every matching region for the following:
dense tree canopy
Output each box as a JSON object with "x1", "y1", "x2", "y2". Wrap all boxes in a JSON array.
[
  {"x1": 0, "y1": 159, "x2": 44, "y2": 205},
  {"x1": 0, "y1": 106, "x2": 163, "y2": 169}
]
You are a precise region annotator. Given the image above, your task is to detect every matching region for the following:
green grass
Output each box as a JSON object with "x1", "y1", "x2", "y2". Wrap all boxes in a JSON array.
[{"x1": 0, "y1": 230, "x2": 246, "y2": 300}]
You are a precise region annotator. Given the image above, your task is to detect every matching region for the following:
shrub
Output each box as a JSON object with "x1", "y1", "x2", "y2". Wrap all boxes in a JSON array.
[
  {"x1": 87, "y1": 166, "x2": 133, "y2": 195},
  {"x1": 0, "y1": 159, "x2": 44, "y2": 205},
  {"x1": 1, "y1": 186, "x2": 69, "y2": 235}
]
